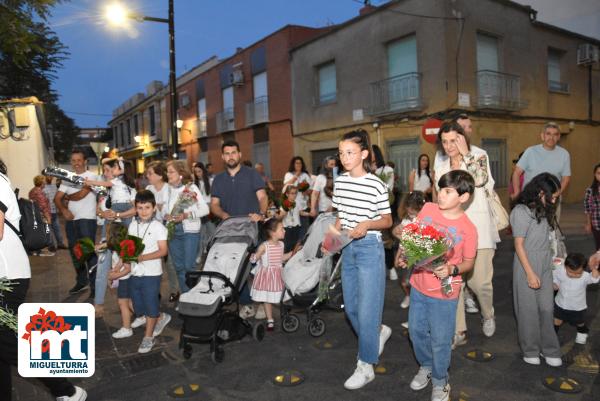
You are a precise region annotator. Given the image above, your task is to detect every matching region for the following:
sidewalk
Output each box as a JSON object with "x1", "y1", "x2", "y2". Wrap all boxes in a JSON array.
[{"x1": 12, "y1": 205, "x2": 600, "y2": 401}]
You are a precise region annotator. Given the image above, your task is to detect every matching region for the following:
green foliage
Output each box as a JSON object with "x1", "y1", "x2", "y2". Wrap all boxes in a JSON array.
[{"x1": 0, "y1": 278, "x2": 17, "y2": 332}]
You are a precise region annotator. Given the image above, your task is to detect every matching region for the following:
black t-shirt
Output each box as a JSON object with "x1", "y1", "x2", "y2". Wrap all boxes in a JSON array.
[{"x1": 211, "y1": 166, "x2": 264, "y2": 216}]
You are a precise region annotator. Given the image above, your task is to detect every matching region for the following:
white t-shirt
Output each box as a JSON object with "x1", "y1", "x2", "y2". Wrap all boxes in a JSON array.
[
  {"x1": 112, "y1": 251, "x2": 131, "y2": 281},
  {"x1": 312, "y1": 174, "x2": 332, "y2": 213},
  {"x1": 281, "y1": 204, "x2": 301, "y2": 228},
  {"x1": 553, "y1": 266, "x2": 600, "y2": 311},
  {"x1": 110, "y1": 177, "x2": 136, "y2": 204},
  {"x1": 0, "y1": 173, "x2": 31, "y2": 279},
  {"x1": 146, "y1": 183, "x2": 169, "y2": 221},
  {"x1": 128, "y1": 219, "x2": 167, "y2": 277},
  {"x1": 58, "y1": 171, "x2": 99, "y2": 220}
]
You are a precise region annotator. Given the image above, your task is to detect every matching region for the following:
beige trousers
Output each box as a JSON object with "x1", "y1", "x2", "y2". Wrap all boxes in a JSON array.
[{"x1": 455, "y1": 248, "x2": 495, "y2": 333}]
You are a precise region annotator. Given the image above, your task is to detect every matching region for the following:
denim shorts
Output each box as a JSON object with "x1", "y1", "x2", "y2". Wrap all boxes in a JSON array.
[
  {"x1": 130, "y1": 275, "x2": 161, "y2": 318},
  {"x1": 116, "y1": 277, "x2": 131, "y2": 299}
]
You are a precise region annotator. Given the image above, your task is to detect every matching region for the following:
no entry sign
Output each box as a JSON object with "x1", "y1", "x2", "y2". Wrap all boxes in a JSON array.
[{"x1": 422, "y1": 118, "x2": 443, "y2": 144}]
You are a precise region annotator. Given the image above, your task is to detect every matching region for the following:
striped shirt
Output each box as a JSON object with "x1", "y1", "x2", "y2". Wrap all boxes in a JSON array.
[{"x1": 332, "y1": 172, "x2": 391, "y2": 230}]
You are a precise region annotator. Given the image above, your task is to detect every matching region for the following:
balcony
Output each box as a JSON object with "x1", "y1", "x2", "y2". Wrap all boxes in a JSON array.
[
  {"x1": 369, "y1": 72, "x2": 423, "y2": 116},
  {"x1": 548, "y1": 80, "x2": 570, "y2": 94},
  {"x1": 245, "y1": 96, "x2": 269, "y2": 126},
  {"x1": 476, "y1": 70, "x2": 526, "y2": 111},
  {"x1": 216, "y1": 108, "x2": 235, "y2": 134}
]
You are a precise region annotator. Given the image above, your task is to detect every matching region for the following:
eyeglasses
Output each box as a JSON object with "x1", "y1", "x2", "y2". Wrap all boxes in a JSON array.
[{"x1": 338, "y1": 151, "x2": 360, "y2": 159}]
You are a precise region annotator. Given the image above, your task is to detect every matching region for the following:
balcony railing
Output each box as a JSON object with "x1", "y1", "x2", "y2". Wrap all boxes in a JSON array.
[
  {"x1": 476, "y1": 70, "x2": 526, "y2": 111},
  {"x1": 245, "y1": 96, "x2": 269, "y2": 126},
  {"x1": 548, "y1": 80, "x2": 570, "y2": 94},
  {"x1": 369, "y1": 72, "x2": 423, "y2": 116},
  {"x1": 216, "y1": 108, "x2": 235, "y2": 134}
]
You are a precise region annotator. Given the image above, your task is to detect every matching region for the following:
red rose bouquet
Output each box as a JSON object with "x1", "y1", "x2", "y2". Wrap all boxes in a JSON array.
[
  {"x1": 167, "y1": 184, "x2": 198, "y2": 239},
  {"x1": 398, "y1": 222, "x2": 455, "y2": 296},
  {"x1": 280, "y1": 195, "x2": 296, "y2": 212},
  {"x1": 115, "y1": 235, "x2": 145, "y2": 263},
  {"x1": 297, "y1": 181, "x2": 310, "y2": 193},
  {"x1": 72, "y1": 237, "x2": 95, "y2": 267}
]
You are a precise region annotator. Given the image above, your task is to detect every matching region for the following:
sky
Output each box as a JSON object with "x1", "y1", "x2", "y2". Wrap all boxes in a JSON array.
[{"x1": 47, "y1": 0, "x2": 600, "y2": 129}]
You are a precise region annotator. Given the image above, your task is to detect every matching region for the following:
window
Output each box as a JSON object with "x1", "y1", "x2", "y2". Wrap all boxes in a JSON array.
[
  {"x1": 119, "y1": 123, "x2": 124, "y2": 148},
  {"x1": 133, "y1": 114, "x2": 139, "y2": 136},
  {"x1": 197, "y1": 98, "x2": 207, "y2": 137},
  {"x1": 477, "y1": 33, "x2": 499, "y2": 72},
  {"x1": 252, "y1": 142, "x2": 271, "y2": 178},
  {"x1": 388, "y1": 35, "x2": 417, "y2": 78},
  {"x1": 387, "y1": 35, "x2": 419, "y2": 110},
  {"x1": 253, "y1": 72, "x2": 268, "y2": 100},
  {"x1": 126, "y1": 119, "x2": 131, "y2": 145},
  {"x1": 548, "y1": 49, "x2": 568, "y2": 93},
  {"x1": 222, "y1": 86, "x2": 234, "y2": 111},
  {"x1": 317, "y1": 62, "x2": 336, "y2": 104},
  {"x1": 113, "y1": 125, "x2": 119, "y2": 148},
  {"x1": 481, "y1": 138, "x2": 508, "y2": 187},
  {"x1": 149, "y1": 105, "x2": 156, "y2": 137}
]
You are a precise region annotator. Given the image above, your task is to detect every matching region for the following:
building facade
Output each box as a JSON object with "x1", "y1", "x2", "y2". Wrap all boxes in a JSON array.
[{"x1": 290, "y1": 0, "x2": 600, "y2": 203}]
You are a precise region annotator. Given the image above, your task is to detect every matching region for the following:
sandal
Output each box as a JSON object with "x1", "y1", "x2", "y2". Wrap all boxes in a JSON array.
[{"x1": 267, "y1": 320, "x2": 275, "y2": 332}]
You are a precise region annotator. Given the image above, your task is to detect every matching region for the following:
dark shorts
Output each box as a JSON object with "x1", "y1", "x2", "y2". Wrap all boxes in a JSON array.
[
  {"x1": 117, "y1": 278, "x2": 131, "y2": 299},
  {"x1": 554, "y1": 303, "x2": 586, "y2": 325},
  {"x1": 130, "y1": 275, "x2": 161, "y2": 318}
]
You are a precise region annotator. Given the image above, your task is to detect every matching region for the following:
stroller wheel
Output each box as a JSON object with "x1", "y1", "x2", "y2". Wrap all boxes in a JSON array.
[
  {"x1": 211, "y1": 346, "x2": 224, "y2": 363},
  {"x1": 252, "y1": 321, "x2": 266, "y2": 341},
  {"x1": 308, "y1": 317, "x2": 326, "y2": 337},
  {"x1": 183, "y1": 344, "x2": 193, "y2": 360},
  {"x1": 282, "y1": 314, "x2": 300, "y2": 333}
]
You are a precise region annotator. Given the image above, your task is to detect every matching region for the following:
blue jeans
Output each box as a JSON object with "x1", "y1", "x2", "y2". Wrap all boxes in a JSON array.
[
  {"x1": 408, "y1": 288, "x2": 458, "y2": 387},
  {"x1": 94, "y1": 249, "x2": 112, "y2": 305},
  {"x1": 341, "y1": 233, "x2": 386, "y2": 364},
  {"x1": 168, "y1": 224, "x2": 200, "y2": 293},
  {"x1": 66, "y1": 219, "x2": 98, "y2": 289},
  {"x1": 50, "y1": 212, "x2": 65, "y2": 247}
]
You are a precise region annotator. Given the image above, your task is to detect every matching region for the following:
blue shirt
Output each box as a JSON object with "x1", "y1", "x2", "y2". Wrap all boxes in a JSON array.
[
  {"x1": 211, "y1": 165, "x2": 264, "y2": 216},
  {"x1": 517, "y1": 144, "x2": 571, "y2": 186}
]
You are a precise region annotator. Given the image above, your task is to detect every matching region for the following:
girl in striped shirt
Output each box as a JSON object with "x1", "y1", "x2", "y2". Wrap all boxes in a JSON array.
[
  {"x1": 250, "y1": 218, "x2": 294, "y2": 331},
  {"x1": 332, "y1": 129, "x2": 393, "y2": 390}
]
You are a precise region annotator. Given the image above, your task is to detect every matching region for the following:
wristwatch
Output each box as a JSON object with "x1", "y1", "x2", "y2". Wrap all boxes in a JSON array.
[{"x1": 450, "y1": 265, "x2": 460, "y2": 277}]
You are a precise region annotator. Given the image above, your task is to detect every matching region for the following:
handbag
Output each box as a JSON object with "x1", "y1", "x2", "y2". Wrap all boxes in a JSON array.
[{"x1": 484, "y1": 188, "x2": 509, "y2": 231}]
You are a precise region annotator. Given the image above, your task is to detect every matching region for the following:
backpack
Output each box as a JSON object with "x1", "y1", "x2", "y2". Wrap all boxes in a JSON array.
[{"x1": 5, "y1": 194, "x2": 52, "y2": 252}]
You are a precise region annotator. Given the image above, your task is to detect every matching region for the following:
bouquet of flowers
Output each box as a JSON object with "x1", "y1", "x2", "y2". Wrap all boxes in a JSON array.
[
  {"x1": 297, "y1": 181, "x2": 310, "y2": 193},
  {"x1": 166, "y1": 184, "x2": 198, "y2": 239},
  {"x1": 280, "y1": 194, "x2": 296, "y2": 212},
  {"x1": 321, "y1": 225, "x2": 352, "y2": 255},
  {"x1": 0, "y1": 279, "x2": 17, "y2": 331},
  {"x1": 115, "y1": 235, "x2": 145, "y2": 263},
  {"x1": 398, "y1": 222, "x2": 454, "y2": 296},
  {"x1": 73, "y1": 237, "x2": 95, "y2": 267}
]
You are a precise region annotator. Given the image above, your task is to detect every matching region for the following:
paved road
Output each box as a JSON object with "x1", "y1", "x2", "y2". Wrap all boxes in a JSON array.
[{"x1": 12, "y1": 208, "x2": 600, "y2": 401}]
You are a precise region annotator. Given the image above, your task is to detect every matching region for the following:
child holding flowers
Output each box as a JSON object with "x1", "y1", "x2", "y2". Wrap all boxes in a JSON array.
[
  {"x1": 397, "y1": 170, "x2": 477, "y2": 401},
  {"x1": 279, "y1": 186, "x2": 310, "y2": 253}
]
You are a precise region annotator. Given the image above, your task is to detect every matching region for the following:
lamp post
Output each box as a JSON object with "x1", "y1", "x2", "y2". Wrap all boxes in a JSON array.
[{"x1": 106, "y1": 1, "x2": 179, "y2": 159}]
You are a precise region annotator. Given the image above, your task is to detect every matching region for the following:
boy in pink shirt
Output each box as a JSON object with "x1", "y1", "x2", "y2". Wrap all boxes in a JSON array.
[{"x1": 399, "y1": 170, "x2": 477, "y2": 401}]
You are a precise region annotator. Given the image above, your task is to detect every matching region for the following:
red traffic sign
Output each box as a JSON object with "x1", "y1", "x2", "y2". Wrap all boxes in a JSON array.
[{"x1": 422, "y1": 118, "x2": 443, "y2": 144}]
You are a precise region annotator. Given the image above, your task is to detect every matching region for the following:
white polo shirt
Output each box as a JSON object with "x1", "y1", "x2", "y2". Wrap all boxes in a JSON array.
[{"x1": 58, "y1": 170, "x2": 99, "y2": 220}]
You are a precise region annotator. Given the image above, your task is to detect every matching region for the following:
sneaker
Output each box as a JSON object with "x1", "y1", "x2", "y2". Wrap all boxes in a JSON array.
[
  {"x1": 389, "y1": 268, "x2": 398, "y2": 281},
  {"x1": 482, "y1": 317, "x2": 496, "y2": 337},
  {"x1": 523, "y1": 356, "x2": 541, "y2": 365},
  {"x1": 56, "y1": 386, "x2": 87, "y2": 401},
  {"x1": 465, "y1": 297, "x2": 479, "y2": 314},
  {"x1": 131, "y1": 316, "x2": 147, "y2": 328},
  {"x1": 451, "y1": 332, "x2": 467, "y2": 350},
  {"x1": 410, "y1": 366, "x2": 431, "y2": 391},
  {"x1": 255, "y1": 305, "x2": 267, "y2": 320},
  {"x1": 401, "y1": 321, "x2": 409, "y2": 329},
  {"x1": 39, "y1": 250, "x2": 55, "y2": 257},
  {"x1": 239, "y1": 305, "x2": 256, "y2": 319},
  {"x1": 400, "y1": 295, "x2": 410, "y2": 309},
  {"x1": 112, "y1": 327, "x2": 133, "y2": 339},
  {"x1": 378, "y1": 324, "x2": 392, "y2": 356},
  {"x1": 575, "y1": 332, "x2": 588, "y2": 344},
  {"x1": 138, "y1": 336, "x2": 155, "y2": 353},
  {"x1": 68, "y1": 283, "x2": 88, "y2": 294},
  {"x1": 431, "y1": 383, "x2": 451, "y2": 401},
  {"x1": 152, "y1": 313, "x2": 171, "y2": 337},
  {"x1": 267, "y1": 320, "x2": 275, "y2": 332},
  {"x1": 544, "y1": 356, "x2": 562, "y2": 367},
  {"x1": 343, "y1": 360, "x2": 375, "y2": 390}
]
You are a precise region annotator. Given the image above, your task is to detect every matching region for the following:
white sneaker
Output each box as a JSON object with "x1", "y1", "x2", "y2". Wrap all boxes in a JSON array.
[
  {"x1": 451, "y1": 332, "x2": 467, "y2": 350},
  {"x1": 378, "y1": 324, "x2": 392, "y2": 356},
  {"x1": 431, "y1": 383, "x2": 451, "y2": 401},
  {"x1": 401, "y1": 321, "x2": 409, "y2": 329},
  {"x1": 389, "y1": 268, "x2": 398, "y2": 280},
  {"x1": 239, "y1": 305, "x2": 256, "y2": 319},
  {"x1": 131, "y1": 316, "x2": 146, "y2": 328},
  {"x1": 465, "y1": 297, "x2": 479, "y2": 314},
  {"x1": 523, "y1": 356, "x2": 541, "y2": 365},
  {"x1": 482, "y1": 317, "x2": 496, "y2": 337},
  {"x1": 56, "y1": 386, "x2": 87, "y2": 401},
  {"x1": 410, "y1": 366, "x2": 431, "y2": 391},
  {"x1": 112, "y1": 327, "x2": 133, "y2": 339},
  {"x1": 343, "y1": 360, "x2": 375, "y2": 390},
  {"x1": 545, "y1": 356, "x2": 562, "y2": 367},
  {"x1": 152, "y1": 313, "x2": 171, "y2": 337},
  {"x1": 254, "y1": 305, "x2": 267, "y2": 320},
  {"x1": 400, "y1": 295, "x2": 410, "y2": 309},
  {"x1": 575, "y1": 332, "x2": 588, "y2": 344},
  {"x1": 138, "y1": 336, "x2": 155, "y2": 353}
]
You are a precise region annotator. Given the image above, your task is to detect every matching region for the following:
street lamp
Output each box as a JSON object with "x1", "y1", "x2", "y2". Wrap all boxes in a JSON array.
[{"x1": 105, "y1": 1, "x2": 179, "y2": 159}]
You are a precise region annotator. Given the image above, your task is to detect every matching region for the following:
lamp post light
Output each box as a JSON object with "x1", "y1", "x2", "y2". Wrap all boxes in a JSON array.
[{"x1": 106, "y1": 1, "x2": 179, "y2": 159}]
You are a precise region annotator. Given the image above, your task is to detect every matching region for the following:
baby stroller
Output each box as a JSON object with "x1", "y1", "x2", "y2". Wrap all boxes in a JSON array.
[
  {"x1": 280, "y1": 212, "x2": 343, "y2": 337},
  {"x1": 177, "y1": 217, "x2": 265, "y2": 362}
]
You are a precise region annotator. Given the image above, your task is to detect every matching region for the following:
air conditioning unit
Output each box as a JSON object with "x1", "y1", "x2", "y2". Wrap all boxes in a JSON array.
[
  {"x1": 577, "y1": 43, "x2": 600, "y2": 65},
  {"x1": 180, "y1": 94, "x2": 191, "y2": 108},
  {"x1": 229, "y1": 69, "x2": 244, "y2": 86}
]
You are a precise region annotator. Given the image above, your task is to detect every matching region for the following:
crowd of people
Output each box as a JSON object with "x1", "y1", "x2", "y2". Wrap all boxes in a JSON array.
[{"x1": 1, "y1": 114, "x2": 599, "y2": 401}]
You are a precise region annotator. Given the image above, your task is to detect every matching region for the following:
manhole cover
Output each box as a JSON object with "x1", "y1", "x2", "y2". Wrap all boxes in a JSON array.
[
  {"x1": 122, "y1": 352, "x2": 169, "y2": 374},
  {"x1": 167, "y1": 383, "x2": 202, "y2": 398},
  {"x1": 272, "y1": 370, "x2": 305, "y2": 386},
  {"x1": 542, "y1": 376, "x2": 582, "y2": 393},
  {"x1": 464, "y1": 349, "x2": 494, "y2": 362},
  {"x1": 374, "y1": 364, "x2": 392, "y2": 375},
  {"x1": 313, "y1": 339, "x2": 338, "y2": 350}
]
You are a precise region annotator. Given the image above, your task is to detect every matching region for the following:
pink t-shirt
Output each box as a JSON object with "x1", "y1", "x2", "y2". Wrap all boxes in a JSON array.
[{"x1": 409, "y1": 202, "x2": 478, "y2": 300}]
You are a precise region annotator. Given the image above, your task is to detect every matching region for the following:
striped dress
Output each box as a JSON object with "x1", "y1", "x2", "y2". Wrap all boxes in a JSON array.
[{"x1": 250, "y1": 241, "x2": 285, "y2": 303}]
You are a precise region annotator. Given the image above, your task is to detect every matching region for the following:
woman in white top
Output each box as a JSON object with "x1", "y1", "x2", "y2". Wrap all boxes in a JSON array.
[
  {"x1": 310, "y1": 156, "x2": 336, "y2": 217},
  {"x1": 282, "y1": 156, "x2": 312, "y2": 236},
  {"x1": 433, "y1": 121, "x2": 500, "y2": 346},
  {"x1": 165, "y1": 161, "x2": 209, "y2": 293},
  {"x1": 408, "y1": 154, "x2": 433, "y2": 199},
  {"x1": 371, "y1": 145, "x2": 395, "y2": 192}
]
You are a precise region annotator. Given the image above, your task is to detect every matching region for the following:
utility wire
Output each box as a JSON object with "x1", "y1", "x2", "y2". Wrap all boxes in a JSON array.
[{"x1": 64, "y1": 111, "x2": 113, "y2": 117}]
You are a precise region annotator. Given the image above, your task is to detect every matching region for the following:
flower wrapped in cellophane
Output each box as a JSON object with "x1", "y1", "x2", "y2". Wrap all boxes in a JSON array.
[
  {"x1": 166, "y1": 184, "x2": 198, "y2": 239},
  {"x1": 73, "y1": 237, "x2": 95, "y2": 267}
]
